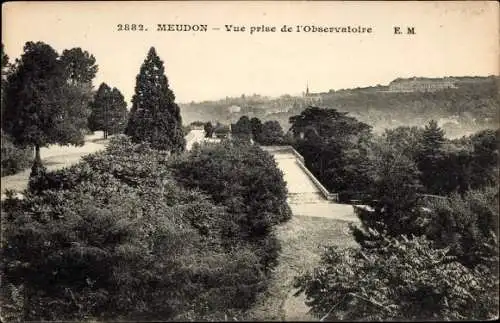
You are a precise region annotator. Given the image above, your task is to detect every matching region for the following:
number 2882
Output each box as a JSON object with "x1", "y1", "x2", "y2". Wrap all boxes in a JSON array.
[{"x1": 117, "y1": 24, "x2": 146, "y2": 31}]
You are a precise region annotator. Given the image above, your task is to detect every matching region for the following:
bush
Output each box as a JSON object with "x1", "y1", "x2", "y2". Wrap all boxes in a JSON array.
[
  {"x1": 425, "y1": 186, "x2": 499, "y2": 268},
  {"x1": 170, "y1": 140, "x2": 291, "y2": 272},
  {"x1": 171, "y1": 140, "x2": 292, "y2": 230},
  {"x1": 2, "y1": 135, "x2": 287, "y2": 321},
  {"x1": 1, "y1": 130, "x2": 33, "y2": 176},
  {"x1": 294, "y1": 235, "x2": 499, "y2": 321}
]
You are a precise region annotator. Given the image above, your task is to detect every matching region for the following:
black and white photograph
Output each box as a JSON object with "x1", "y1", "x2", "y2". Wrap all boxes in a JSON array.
[{"x1": 1, "y1": 1, "x2": 499, "y2": 321}]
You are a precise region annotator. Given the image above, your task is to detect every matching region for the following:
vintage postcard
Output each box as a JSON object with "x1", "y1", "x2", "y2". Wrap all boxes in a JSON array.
[{"x1": 1, "y1": 1, "x2": 499, "y2": 322}]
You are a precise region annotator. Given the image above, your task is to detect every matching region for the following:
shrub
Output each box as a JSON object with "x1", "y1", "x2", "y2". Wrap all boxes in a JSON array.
[
  {"x1": 170, "y1": 140, "x2": 291, "y2": 272},
  {"x1": 425, "y1": 186, "x2": 499, "y2": 268},
  {"x1": 1, "y1": 130, "x2": 33, "y2": 177},
  {"x1": 3, "y1": 135, "x2": 285, "y2": 321},
  {"x1": 294, "y1": 235, "x2": 499, "y2": 321},
  {"x1": 171, "y1": 140, "x2": 291, "y2": 227}
]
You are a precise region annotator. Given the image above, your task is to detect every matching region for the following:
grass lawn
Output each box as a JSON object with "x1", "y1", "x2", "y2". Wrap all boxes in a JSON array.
[
  {"x1": 1, "y1": 132, "x2": 108, "y2": 198},
  {"x1": 246, "y1": 214, "x2": 359, "y2": 321}
]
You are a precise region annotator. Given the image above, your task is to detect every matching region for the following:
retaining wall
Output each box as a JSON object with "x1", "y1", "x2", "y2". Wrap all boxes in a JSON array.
[{"x1": 261, "y1": 145, "x2": 338, "y2": 202}]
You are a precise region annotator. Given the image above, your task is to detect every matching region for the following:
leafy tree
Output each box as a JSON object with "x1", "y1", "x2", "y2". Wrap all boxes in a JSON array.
[
  {"x1": 2, "y1": 42, "x2": 96, "y2": 172},
  {"x1": 60, "y1": 47, "x2": 98, "y2": 86},
  {"x1": 468, "y1": 129, "x2": 499, "y2": 189},
  {"x1": 232, "y1": 115, "x2": 252, "y2": 141},
  {"x1": 294, "y1": 235, "x2": 498, "y2": 321},
  {"x1": 382, "y1": 126, "x2": 424, "y2": 160},
  {"x1": 125, "y1": 47, "x2": 185, "y2": 152},
  {"x1": 3, "y1": 136, "x2": 275, "y2": 321},
  {"x1": 1, "y1": 43, "x2": 13, "y2": 118},
  {"x1": 289, "y1": 107, "x2": 373, "y2": 196},
  {"x1": 425, "y1": 186, "x2": 499, "y2": 269},
  {"x1": 204, "y1": 122, "x2": 214, "y2": 138},
  {"x1": 1, "y1": 43, "x2": 8, "y2": 70},
  {"x1": 351, "y1": 141, "x2": 425, "y2": 248},
  {"x1": 258, "y1": 120, "x2": 284, "y2": 145},
  {"x1": 250, "y1": 117, "x2": 263, "y2": 140},
  {"x1": 171, "y1": 140, "x2": 291, "y2": 269},
  {"x1": 88, "y1": 83, "x2": 128, "y2": 139},
  {"x1": 289, "y1": 106, "x2": 370, "y2": 140}
]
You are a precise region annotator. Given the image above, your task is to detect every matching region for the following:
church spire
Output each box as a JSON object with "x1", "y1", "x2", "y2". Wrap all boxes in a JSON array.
[{"x1": 306, "y1": 82, "x2": 310, "y2": 96}]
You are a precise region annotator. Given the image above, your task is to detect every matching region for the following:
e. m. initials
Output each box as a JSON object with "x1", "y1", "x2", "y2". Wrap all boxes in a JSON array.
[{"x1": 394, "y1": 26, "x2": 416, "y2": 35}]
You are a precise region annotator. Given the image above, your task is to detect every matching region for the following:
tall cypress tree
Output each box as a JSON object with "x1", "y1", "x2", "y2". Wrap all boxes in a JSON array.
[{"x1": 125, "y1": 47, "x2": 185, "y2": 152}]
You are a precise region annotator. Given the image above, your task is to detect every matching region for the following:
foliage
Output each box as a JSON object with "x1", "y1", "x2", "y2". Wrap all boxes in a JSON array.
[
  {"x1": 413, "y1": 126, "x2": 499, "y2": 195},
  {"x1": 294, "y1": 235, "x2": 498, "y2": 321},
  {"x1": 180, "y1": 76, "x2": 499, "y2": 133},
  {"x1": 416, "y1": 120, "x2": 447, "y2": 194},
  {"x1": 382, "y1": 126, "x2": 424, "y2": 160},
  {"x1": 425, "y1": 186, "x2": 499, "y2": 269},
  {"x1": 250, "y1": 117, "x2": 263, "y2": 141},
  {"x1": 3, "y1": 136, "x2": 289, "y2": 321},
  {"x1": 1, "y1": 43, "x2": 13, "y2": 119},
  {"x1": 1, "y1": 41, "x2": 96, "y2": 168},
  {"x1": 351, "y1": 140, "x2": 426, "y2": 248},
  {"x1": 59, "y1": 47, "x2": 98, "y2": 86},
  {"x1": 170, "y1": 140, "x2": 291, "y2": 269},
  {"x1": 125, "y1": 47, "x2": 185, "y2": 152},
  {"x1": 293, "y1": 120, "x2": 498, "y2": 321},
  {"x1": 467, "y1": 129, "x2": 499, "y2": 189},
  {"x1": 213, "y1": 122, "x2": 231, "y2": 138},
  {"x1": 204, "y1": 121, "x2": 214, "y2": 138},
  {"x1": 88, "y1": 83, "x2": 128, "y2": 139},
  {"x1": 231, "y1": 115, "x2": 252, "y2": 141},
  {"x1": 290, "y1": 107, "x2": 373, "y2": 196},
  {"x1": 256, "y1": 120, "x2": 285, "y2": 145},
  {"x1": 1, "y1": 130, "x2": 33, "y2": 177}
]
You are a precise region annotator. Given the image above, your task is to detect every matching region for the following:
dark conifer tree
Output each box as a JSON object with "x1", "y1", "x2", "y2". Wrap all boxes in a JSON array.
[
  {"x1": 417, "y1": 120, "x2": 446, "y2": 194},
  {"x1": 125, "y1": 47, "x2": 185, "y2": 152}
]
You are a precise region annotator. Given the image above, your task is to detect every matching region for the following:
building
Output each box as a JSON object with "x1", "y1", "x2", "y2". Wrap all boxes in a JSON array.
[
  {"x1": 303, "y1": 83, "x2": 323, "y2": 105},
  {"x1": 388, "y1": 77, "x2": 457, "y2": 92},
  {"x1": 213, "y1": 123, "x2": 231, "y2": 139}
]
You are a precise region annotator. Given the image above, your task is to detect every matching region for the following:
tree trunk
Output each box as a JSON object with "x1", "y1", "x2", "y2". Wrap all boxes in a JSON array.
[
  {"x1": 34, "y1": 144, "x2": 41, "y2": 164},
  {"x1": 30, "y1": 144, "x2": 45, "y2": 178}
]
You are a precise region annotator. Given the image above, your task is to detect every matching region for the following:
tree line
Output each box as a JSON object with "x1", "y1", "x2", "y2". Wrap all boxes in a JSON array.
[
  {"x1": 1, "y1": 42, "x2": 185, "y2": 177},
  {"x1": 1, "y1": 41, "x2": 292, "y2": 321},
  {"x1": 288, "y1": 106, "x2": 498, "y2": 320},
  {"x1": 197, "y1": 115, "x2": 288, "y2": 145}
]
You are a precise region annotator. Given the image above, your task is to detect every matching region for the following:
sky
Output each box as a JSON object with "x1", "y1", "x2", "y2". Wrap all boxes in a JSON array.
[{"x1": 2, "y1": 1, "x2": 499, "y2": 105}]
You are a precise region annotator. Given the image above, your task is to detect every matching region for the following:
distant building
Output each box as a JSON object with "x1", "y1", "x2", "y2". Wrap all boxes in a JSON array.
[
  {"x1": 388, "y1": 77, "x2": 457, "y2": 92},
  {"x1": 213, "y1": 123, "x2": 231, "y2": 139},
  {"x1": 303, "y1": 83, "x2": 323, "y2": 105},
  {"x1": 227, "y1": 105, "x2": 241, "y2": 114}
]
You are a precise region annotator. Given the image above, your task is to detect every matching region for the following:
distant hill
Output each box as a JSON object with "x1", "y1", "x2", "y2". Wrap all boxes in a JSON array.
[{"x1": 180, "y1": 75, "x2": 499, "y2": 138}]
